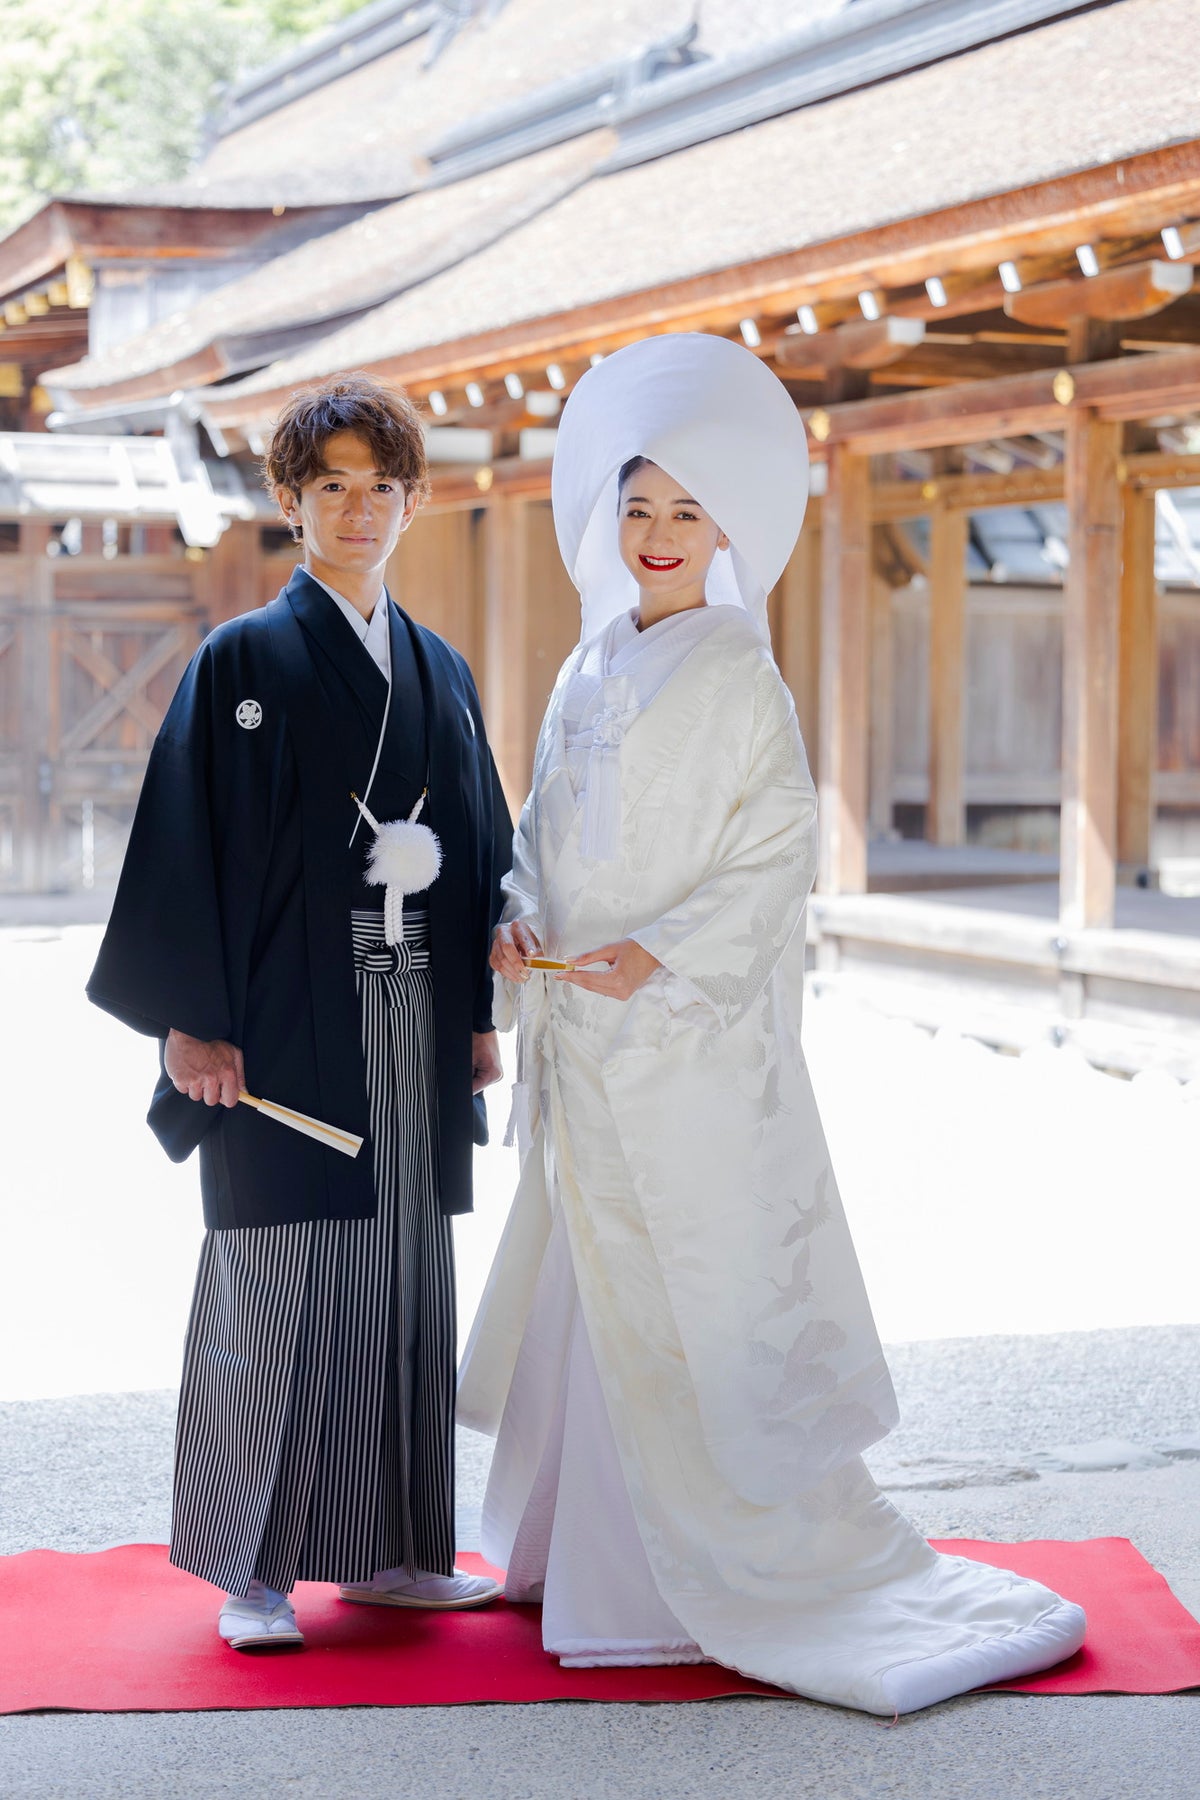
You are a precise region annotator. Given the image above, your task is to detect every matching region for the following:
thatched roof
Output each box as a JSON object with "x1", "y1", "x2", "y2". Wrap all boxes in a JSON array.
[
  {"x1": 182, "y1": 0, "x2": 708, "y2": 208},
  {"x1": 44, "y1": 137, "x2": 605, "y2": 404},
  {"x1": 201, "y1": 0, "x2": 1200, "y2": 412}
]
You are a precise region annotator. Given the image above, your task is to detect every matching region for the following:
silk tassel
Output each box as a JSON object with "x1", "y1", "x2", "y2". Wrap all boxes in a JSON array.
[{"x1": 351, "y1": 789, "x2": 443, "y2": 946}]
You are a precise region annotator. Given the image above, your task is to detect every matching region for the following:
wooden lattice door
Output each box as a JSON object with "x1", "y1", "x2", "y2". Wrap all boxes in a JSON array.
[{"x1": 0, "y1": 555, "x2": 207, "y2": 894}]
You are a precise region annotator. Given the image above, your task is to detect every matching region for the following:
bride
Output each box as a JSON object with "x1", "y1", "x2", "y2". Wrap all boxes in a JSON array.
[{"x1": 457, "y1": 333, "x2": 1085, "y2": 1715}]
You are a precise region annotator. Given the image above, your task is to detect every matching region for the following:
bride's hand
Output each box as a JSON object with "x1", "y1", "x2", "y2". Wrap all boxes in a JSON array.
[
  {"x1": 490, "y1": 919, "x2": 542, "y2": 983},
  {"x1": 557, "y1": 939, "x2": 661, "y2": 1003}
]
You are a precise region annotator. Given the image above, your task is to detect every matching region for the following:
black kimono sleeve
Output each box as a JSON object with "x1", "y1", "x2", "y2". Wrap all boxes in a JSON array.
[
  {"x1": 88, "y1": 642, "x2": 232, "y2": 1044},
  {"x1": 87, "y1": 622, "x2": 278, "y2": 1164}
]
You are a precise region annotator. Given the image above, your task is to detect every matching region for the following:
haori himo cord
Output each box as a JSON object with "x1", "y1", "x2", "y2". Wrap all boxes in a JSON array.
[{"x1": 88, "y1": 373, "x2": 512, "y2": 1651}]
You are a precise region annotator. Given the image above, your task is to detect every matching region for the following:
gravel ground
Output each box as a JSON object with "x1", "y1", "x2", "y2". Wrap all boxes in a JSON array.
[
  {"x1": 3, "y1": 927, "x2": 1198, "y2": 1405},
  {"x1": 1, "y1": 929, "x2": 1196, "y2": 1797},
  {"x1": 4, "y1": 1326, "x2": 1198, "y2": 1563},
  {"x1": 2, "y1": 1328, "x2": 1197, "y2": 1800},
  {"x1": 1, "y1": 1694, "x2": 1196, "y2": 1800}
]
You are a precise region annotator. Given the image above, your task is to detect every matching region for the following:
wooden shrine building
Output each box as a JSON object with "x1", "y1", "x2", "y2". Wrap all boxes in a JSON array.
[{"x1": 2, "y1": 0, "x2": 1199, "y2": 1074}]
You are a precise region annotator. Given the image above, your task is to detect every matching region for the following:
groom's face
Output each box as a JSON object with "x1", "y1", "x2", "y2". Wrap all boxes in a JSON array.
[{"x1": 277, "y1": 430, "x2": 418, "y2": 578}]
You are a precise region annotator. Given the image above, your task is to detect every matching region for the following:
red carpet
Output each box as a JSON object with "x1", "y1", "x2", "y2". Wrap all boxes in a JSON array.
[{"x1": 1, "y1": 1539, "x2": 1197, "y2": 1714}]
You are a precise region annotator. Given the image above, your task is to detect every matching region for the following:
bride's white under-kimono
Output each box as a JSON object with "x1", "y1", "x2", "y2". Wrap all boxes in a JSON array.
[{"x1": 459, "y1": 600, "x2": 1086, "y2": 1717}]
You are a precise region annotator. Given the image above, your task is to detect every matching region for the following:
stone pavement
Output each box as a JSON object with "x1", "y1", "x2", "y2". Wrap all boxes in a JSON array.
[{"x1": 1, "y1": 1325, "x2": 1197, "y2": 1800}]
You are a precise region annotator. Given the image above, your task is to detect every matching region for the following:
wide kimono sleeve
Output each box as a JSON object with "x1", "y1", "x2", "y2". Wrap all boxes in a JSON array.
[
  {"x1": 499, "y1": 654, "x2": 569, "y2": 936},
  {"x1": 500, "y1": 794, "x2": 540, "y2": 927},
  {"x1": 491, "y1": 660, "x2": 571, "y2": 1035},
  {"x1": 87, "y1": 639, "x2": 235, "y2": 1045},
  {"x1": 629, "y1": 650, "x2": 817, "y2": 1031},
  {"x1": 86, "y1": 623, "x2": 281, "y2": 1165}
]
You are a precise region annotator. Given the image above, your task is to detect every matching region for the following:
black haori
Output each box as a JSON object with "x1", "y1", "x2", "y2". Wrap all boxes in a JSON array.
[{"x1": 170, "y1": 910, "x2": 456, "y2": 1596}]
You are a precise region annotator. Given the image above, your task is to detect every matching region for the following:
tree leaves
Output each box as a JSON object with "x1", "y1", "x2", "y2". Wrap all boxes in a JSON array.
[{"x1": 0, "y1": 0, "x2": 364, "y2": 230}]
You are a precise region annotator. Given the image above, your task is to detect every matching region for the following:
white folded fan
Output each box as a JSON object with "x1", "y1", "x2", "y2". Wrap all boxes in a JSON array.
[{"x1": 238, "y1": 1089, "x2": 363, "y2": 1158}]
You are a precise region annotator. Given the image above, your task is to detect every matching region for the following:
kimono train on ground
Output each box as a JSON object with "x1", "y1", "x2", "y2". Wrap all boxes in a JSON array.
[{"x1": 457, "y1": 333, "x2": 1086, "y2": 1716}]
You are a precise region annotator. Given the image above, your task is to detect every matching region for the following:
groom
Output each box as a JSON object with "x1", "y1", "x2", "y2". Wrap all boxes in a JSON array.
[{"x1": 88, "y1": 373, "x2": 511, "y2": 1648}]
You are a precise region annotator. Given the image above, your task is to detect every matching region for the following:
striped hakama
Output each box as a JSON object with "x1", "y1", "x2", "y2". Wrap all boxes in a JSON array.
[{"x1": 170, "y1": 909, "x2": 456, "y2": 1598}]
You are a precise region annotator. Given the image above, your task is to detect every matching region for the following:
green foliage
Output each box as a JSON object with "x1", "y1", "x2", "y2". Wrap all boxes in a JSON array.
[{"x1": 0, "y1": 0, "x2": 367, "y2": 230}]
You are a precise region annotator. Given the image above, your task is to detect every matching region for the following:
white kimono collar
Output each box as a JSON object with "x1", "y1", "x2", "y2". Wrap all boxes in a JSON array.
[{"x1": 564, "y1": 605, "x2": 737, "y2": 862}]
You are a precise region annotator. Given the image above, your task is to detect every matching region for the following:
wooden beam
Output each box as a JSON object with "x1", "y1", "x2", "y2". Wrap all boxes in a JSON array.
[
  {"x1": 775, "y1": 315, "x2": 924, "y2": 374},
  {"x1": 805, "y1": 347, "x2": 1200, "y2": 456},
  {"x1": 1005, "y1": 259, "x2": 1193, "y2": 329},
  {"x1": 427, "y1": 458, "x2": 552, "y2": 511},
  {"x1": 927, "y1": 505, "x2": 969, "y2": 847},
  {"x1": 873, "y1": 447, "x2": 1200, "y2": 520},
  {"x1": 817, "y1": 447, "x2": 870, "y2": 899},
  {"x1": 204, "y1": 142, "x2": 1200, "y2": 431},
  {"x1": 1117, "y1": 486, "x2": 1158, "y2": 869},
  {"x1": 1123, "y1": 449, "x2": 1200, "y2": 492},
  {"x1": 1060, "y1": 411, "x2": 1122, "y2": 932},
  {"x1": 873, "y1": 465, "x2": 1064, "y2": 519},
  {"x1": 868, "y1": 340, "x2": 1065, "y2": 387}
]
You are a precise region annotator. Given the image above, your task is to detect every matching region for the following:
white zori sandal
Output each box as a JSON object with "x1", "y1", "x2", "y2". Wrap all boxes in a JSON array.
[
  {"x1": 338, "y1": 1567, "x2": 502, "y2": 1610},
  {"x1": 218, "y1": 1579, "x2": 305, "y2": 1650}
]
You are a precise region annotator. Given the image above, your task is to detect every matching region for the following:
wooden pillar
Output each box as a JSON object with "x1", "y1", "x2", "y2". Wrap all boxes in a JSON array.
[
  {"x1": 199, "y1": 521, "x2": 259, "y2": 626},
  {"x1": 926, "y1": 504, "x2": 969, "y2": 845},
  {"x1": 1066, "y1": 317, "x2": 1124, "y2": 364},
  {"x1": 1117, "y1": 486, "x2": 1158, "y2": 870},
  {"x1": 1060, "y1": 411, "x2": 1122, "y2": 931},
  {"x1": 19, "y1": 549, "x2": 54, "y2": 891},
  {"x1": 774, "y1": 515, "x2": 821, "y2": 780},
  {"x1": 817, "y1": 446, "x2": 870, "y2": 896},
  {"x1": 387, "y1": 506, "x2": 483, "y2": 668},
  {"x1": 868, "y1": 572, "x2": 894, "y2": 838},
  {"x1": 482, "y1": 494, "x2": 531, "y2": 817}
]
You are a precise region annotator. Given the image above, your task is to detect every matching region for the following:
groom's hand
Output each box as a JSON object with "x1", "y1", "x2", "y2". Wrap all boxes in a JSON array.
[
  {"x1": 165, "y1": 1029, "x2": 246, "y2": 1107},
  {"x1": 472, "y1": 1030, "x2": 503, "y2": 1095},
  {"x1": 557, "y1": 940, "x2": 661, "y2": 1003}
]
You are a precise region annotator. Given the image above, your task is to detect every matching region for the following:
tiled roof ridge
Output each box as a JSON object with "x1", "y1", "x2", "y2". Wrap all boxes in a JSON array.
[
  {"x1": 215, "y1": 1, "x2": 442, "y2": 139},
  {"x1": 214, "y1": 0, "x2": 1107, "y2": 183}
]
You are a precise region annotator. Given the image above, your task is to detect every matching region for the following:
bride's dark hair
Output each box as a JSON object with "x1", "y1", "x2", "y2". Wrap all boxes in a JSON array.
[{"x1": 617, "y1": 455, "x2": 650, "y2": 495}]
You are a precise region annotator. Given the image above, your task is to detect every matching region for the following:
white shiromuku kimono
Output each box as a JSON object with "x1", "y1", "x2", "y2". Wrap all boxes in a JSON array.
[
  {"x1": 459, "y1": 605, "x2": 1085, "y2": 1715},
  {"x1": 458, "y1": 333, "x2": 1086, "y2": 1716}
]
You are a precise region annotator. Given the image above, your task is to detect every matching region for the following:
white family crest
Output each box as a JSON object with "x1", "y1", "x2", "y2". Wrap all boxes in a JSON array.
[{"x1": 236, "y1": 699, "x2": 263, "y2": 731}]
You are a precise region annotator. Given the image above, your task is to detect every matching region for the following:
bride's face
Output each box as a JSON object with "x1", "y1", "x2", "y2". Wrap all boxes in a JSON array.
[{"x1": 617, "y1": 461, "x2": 729, "y2": 597}]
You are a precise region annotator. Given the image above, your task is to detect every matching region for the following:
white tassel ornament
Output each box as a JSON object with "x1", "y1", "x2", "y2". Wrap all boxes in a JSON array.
[{"x1": 351, "y1": 789, "x2": 443, "y2": 945}]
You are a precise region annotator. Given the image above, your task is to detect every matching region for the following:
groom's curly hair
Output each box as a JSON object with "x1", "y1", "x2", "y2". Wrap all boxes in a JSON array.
[{"x1": 264, "y1": 373, "x2": 431, "y2": 539}]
